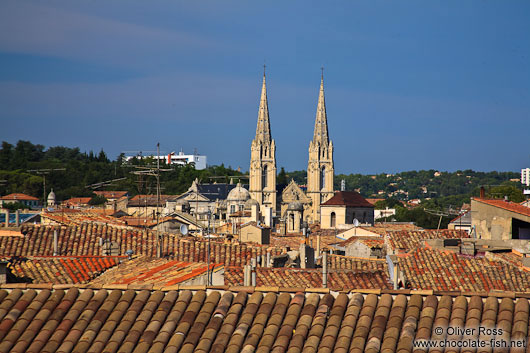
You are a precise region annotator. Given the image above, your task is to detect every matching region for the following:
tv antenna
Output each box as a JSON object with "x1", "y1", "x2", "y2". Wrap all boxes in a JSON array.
[{"x1": 27, "y1": 168, "x2": 66, "y2": 206}]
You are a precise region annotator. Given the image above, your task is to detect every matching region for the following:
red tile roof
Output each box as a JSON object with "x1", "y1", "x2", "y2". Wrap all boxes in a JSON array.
[
  {"x1": 1, "y1": 224, "x2": 283, "y2": 265},
  {"x1": 62, "y1": 197, "x2": 92, "y2": 206},
  {"x1": 474, "y1": 197, "x2": 530, "y2": 217},
  {"x1": 7, "y1": 256, "x2": 123, "y2": 284},
  {"x1": 0, "y1": 193, "x2": 39, "y2": 201},
  {"x1": 91, "y1": 257, "x2": 221, "y2": 287},
  {"x1": 328, "y1": 254, "x2": 387, "y2": 271},
  {"x1": 321, "y1": 191, "x2": 374, "y2": 207},
  {"x1": 386, "y1": 229, "x2": 469, "y2": 253},
  {"x1": 93, "y1": 190, "x2": 128, "y2": 199},
  {"x1": 2, "y1": 288, "x2": 529, "y2": 353},
  {"x1": 399, "y1": 247, "x2": 530, "y2": 292},
  {"x1": 224, "y1": 266, "x2": 392, "y2": 290}
]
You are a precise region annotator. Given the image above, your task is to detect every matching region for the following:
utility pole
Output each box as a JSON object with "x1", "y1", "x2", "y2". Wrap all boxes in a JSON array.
[
  {"x1": 206, "y1": 208, "x2": 212, "y2": 285},
  {"x1": 27, "y1": 168, "x2": 66, "y2": 206}
]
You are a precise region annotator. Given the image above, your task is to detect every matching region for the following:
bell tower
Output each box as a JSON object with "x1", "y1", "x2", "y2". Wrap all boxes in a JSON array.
[
  {"x1": 249, "y1": 67, "x2": 277, "y2": 213},
  {"x1": 307, "y1": 69, "x2": 334, "y2": 221}
]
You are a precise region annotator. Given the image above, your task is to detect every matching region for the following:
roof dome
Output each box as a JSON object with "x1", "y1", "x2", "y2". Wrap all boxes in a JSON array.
[
  {"x1": 244, "y1": 198, "x2": 260, "y2": 210},
  {"x1": 287, "y1": 201, "x2": 304, "y2": 211},
  {"x1": 47, "y1": 189, "x2": 56, "y2": 202},
  {"x1": 227, "y1": 183, "x2": 250, "y2": 202}
]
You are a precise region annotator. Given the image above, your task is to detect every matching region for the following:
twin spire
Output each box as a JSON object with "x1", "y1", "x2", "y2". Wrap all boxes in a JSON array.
[{"x1": 254, "y1": 67, "x2": 329, "y2": 145}]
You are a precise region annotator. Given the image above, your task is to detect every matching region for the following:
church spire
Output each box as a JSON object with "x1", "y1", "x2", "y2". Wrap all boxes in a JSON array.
[
  {"x1": 255, "y1": 66, "x2": 272, "y2": 145},
  {"x1": 312, "y1": 68, "x2": 329, "y2": 144}
]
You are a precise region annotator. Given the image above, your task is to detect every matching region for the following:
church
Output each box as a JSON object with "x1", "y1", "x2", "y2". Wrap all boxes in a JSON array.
[{"x1": 249, "y1": 69, "x2": 335, "y2": 231}]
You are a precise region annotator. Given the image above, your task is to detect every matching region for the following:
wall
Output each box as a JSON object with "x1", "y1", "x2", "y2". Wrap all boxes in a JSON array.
[{"x1": 471, "y1": 199, "x2": 530, "y2": 240}]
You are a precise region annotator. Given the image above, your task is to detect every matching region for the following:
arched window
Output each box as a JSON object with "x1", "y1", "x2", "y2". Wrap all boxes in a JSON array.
[
  {"x1": 330, "y1": 212, "x2": 336, "y2": 228},
  {"x1": 262, "y1": 165, "x2": 268, "y2": 188},
  {"x1": 290, "y1": 213, "x2": 295, "y2": 231},
  {"x1": 320, "y1": 167, "x2": 326, "y2": 191}
]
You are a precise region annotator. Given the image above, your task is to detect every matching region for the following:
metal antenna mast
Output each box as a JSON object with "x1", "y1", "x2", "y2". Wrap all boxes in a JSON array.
[{"x1": 27, "y1": 168, "x2": 66, "y2": 206}]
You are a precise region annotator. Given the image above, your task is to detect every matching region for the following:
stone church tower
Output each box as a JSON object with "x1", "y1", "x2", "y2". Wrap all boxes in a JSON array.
[
  {"x1": 307, "y1": 72, "x2": 334, "y2": 221},
  {"x1": 249, "y1": 71, "x2": 277, "y2": 213}
]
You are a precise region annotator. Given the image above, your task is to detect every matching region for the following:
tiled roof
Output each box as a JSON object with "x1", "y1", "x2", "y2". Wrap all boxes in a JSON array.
[
  {"x1": 7, "y1": 256, "x2": 123, "y2": 284},
  {"x1": 225, "y1": 267, "x2": 392, "y2": 290},
  {"x1": 42, "y1": 209, "x2": 127, "y2": 226},
  {"x1": 400, "y1": 247, "x2": 530, "y2": 292},
  {"x1": 321, "y1": 191, "x2": 374, "y2": 208},
  {"x1": 93, "y1": 190, "x2": 128, "y2": 199},
  {"x1": 0, "y1": 224, "x2": 283, "y2": 265},
  {"x1": 328, "y1": 254, "x2": 388, "y2": 271},
  {"x1": 386, "y1": 229, "x2": 469, "y2": 253},
  {"x1": 62, "y1": 197, "x2": 92, "y2": 205},
  {"x1": 335, "y1": 236, "x2": 385, "y2": 248},
  {"x1": 1, "y1": 288, "x2": 529, "y2": 353},
  {"x1": 474, "y1": 197, "x2": 530, "y2": 217},
  {"x1": 365, "y1": 198, "x2": 385, "y2": 205},
  {"x1": 128, "y1": 194, "x2": 173, "y2": 207},
  {"x1": 0, "y1": 193, "x2": 39, "y2": 201},
  {"x1": 91, "y1": 257, "x2": 221, "y2": 287}
]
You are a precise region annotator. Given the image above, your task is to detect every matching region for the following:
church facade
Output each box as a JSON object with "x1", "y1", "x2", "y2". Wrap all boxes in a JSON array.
[{"x1": 249, "y1": 70, "x2": 334, "y2": 226}]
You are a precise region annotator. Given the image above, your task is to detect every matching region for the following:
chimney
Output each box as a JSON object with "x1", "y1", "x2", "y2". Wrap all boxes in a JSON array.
[
  {"x1": 243, "y1": 264, "x2": 251, "y2": 286},
  {"x1": 250, "y1": 258, "x2": 257, "y2": 286},
  {"x1": 480, "y1": 186, "x2": 485, "y2": 198},
  {"x1": 0, "y1": 261, "x2": 7, "y2": 284},
  {"x1": 53, "y1": 229, "x2": 58, "y2": 256},
  {"x1": 322, "y1": 251, "x2": 328, "y2": 288},
  {"x1": 4, "y1": 210, "x2": 9, "y2": 228}
]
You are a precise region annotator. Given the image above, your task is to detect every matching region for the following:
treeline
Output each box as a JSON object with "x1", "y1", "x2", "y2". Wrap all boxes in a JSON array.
[{"x1": 0, "y1": 140, "x2": 243, "y2": 202}]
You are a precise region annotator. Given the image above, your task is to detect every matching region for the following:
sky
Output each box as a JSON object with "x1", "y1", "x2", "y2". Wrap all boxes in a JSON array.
[{"x1": 1, "y1": 1, "x2": 529, "y2": 174}]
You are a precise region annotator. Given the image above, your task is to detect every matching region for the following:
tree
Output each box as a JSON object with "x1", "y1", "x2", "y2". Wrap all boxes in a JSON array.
[{"x1": 277, "y1": 167, "x2": 287, "y2": 185}]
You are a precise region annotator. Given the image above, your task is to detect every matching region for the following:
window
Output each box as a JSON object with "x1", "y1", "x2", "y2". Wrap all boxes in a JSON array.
[
  {"x1": 262, "y1": 165, "x2": 268, "y2": 188},
  {"x1": 330, "y1": 212, "x2": 336, "y2": 228},
  {"x1": 290, "y1": 213, "x2": 295, "y2": 231},
  {"x1": 239, "y1": 204, "x2": 244, "y2": 211},
  {"x1": 320, "y1": 167, "x2": 326, "y2": 190},
  {"x1": 230, "y1": 205, "x2": 235, "y2": 214}
]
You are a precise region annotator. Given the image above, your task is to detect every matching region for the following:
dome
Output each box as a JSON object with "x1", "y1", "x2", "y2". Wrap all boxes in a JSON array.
[
  {"x1": 227, "y1": 183, "x2": 250, "y2": 202},
  {"x1": 244, "y1": 198, "x2": 259, "y2": 210},
  {"x1": 287, "y1": 201, "x2": 304, "y2": 211},
  {"x1": 47, "y1": 189, "x2": 56, "y2": 202}
]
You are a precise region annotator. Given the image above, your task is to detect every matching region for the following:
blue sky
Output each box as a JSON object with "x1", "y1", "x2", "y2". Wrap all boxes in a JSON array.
[{"x1": 1, "y1": 1, "x2": 529, "y2": 174}]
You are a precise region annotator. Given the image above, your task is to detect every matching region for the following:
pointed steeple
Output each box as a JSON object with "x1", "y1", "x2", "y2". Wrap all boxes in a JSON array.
[
  {"x1": 255, "y1": 67, "x2": 272, "y2": 145},
  {"x1": 312, "y1": 68, "x2": 329, "y2": 144}
]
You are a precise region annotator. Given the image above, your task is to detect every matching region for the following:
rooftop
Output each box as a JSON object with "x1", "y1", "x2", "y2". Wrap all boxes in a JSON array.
[
  {"x1": 386, "y1": 229, "x2": 469, "y2": 253},
  {"x1": 225, "y1": 267, "x2": 392, "y2": 290},
  {"x1": 399, "y1": 246, "x2": 530, "y2": 292},
  {"x1": 474, "y1": 197, "x2": 530, "y2": 217},
  {"x1": 0, "y1": 287, "x2": 528, "y2": 353},
  {"x1": 0, "y1": 193, "x2": 39, "y2": 201},
  {"x1": 90, "y1": 257, "x2": 221, "y2": 287},
  {"x1": 321, "y1": 191, "x2": 374, "y2": 208}
]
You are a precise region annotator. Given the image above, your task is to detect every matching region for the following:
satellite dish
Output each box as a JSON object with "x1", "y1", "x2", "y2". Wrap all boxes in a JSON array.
[
  {"x1": 353, "y1": 218, "x2": 360, "y2": 227},
  {"x1": 180, "y1": 224, "x2": 189, "y2": 236}
]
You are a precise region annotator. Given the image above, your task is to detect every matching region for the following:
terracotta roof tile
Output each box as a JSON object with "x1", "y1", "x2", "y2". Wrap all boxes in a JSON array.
[
  {"x1": 90, "y1": 257, "x2": 221, "y2": 287},
  {"x1": 386, "y1": 229, "x2": 468, "y2": 253},
  {"x1": 321, "y1": 191, "x2": 374, "y2": 208},
  {"x1": 224, "y1": 267, "x2": 392, "y2": 290},
  {"x1": 399, "y1": 247, "x2": 530, "y2": 292},
  {"x1": 474, "y1": 197, "x2": 530, "y2": 217},
  {"x1": 0, "y1": 193, "x2": 39, "y2": 201},
  {"x1": 1, "y1": 224, "x2": 283, "y2": 265},
  {"x1": 4, "y1": 288, "x2": 530, "y2": 351},
  {"x1": 6, "y1": 256, "x2": 123, "y2": 284}
]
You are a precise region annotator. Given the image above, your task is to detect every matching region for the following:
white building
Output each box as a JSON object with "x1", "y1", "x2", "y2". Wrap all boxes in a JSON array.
[
  {"x1": 522, "y1": 168, "x2": 530, "y2": 187},
  {"x1": 125, "y1": 150, "x2": 207, "y2": 170}
]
